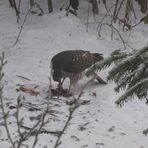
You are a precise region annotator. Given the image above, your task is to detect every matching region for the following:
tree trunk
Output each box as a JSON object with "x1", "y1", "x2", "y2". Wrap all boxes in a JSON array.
[
  {"x1": 9, "y1": 0, "x2": 14, "y2": 7},
  {"x1": 30, "y1": 0, "x2": 34, "y2": 7},
  {"x1": 90, "y1": 0, "x2": 99, "y2": 14},
  {"x1": 140, "y1": 0, "x2": 147, "y2": 13},
  {"x1": 47, "y1": 0, "x2": 53, "y2": 13}
]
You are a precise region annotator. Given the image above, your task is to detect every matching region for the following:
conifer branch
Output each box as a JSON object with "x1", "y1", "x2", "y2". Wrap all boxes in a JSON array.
[{"x1": 87, "y1": 46, "x2": 148, "y2": 106}]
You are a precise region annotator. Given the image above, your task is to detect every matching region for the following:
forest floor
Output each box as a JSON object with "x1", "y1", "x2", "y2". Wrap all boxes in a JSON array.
[{"x1": 0, "y1": 0, "x2": 148, "y2": 148}]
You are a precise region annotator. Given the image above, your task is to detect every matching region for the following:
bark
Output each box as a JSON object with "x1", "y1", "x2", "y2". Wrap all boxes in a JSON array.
[
  {"x1": 47, "y1": 0, "x2": 53, "y2": 13},
  {"x1": 90, "y1": 0, "x2": 99, "y2": 14},
  {"x1": 9, "y1": 0, "x2": 14, "y2": 7},
  {"x1": 30, "y1": 0, "x2": 34, "y2": 6}
]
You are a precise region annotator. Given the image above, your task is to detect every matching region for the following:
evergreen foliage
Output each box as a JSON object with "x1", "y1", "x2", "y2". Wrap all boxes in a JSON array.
[{"x1": 86, "y1": 46, "x2": 148, "y2": 106}]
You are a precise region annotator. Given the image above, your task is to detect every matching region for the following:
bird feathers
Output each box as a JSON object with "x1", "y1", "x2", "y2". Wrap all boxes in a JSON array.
[{"x1": 51, "y1": 50, "x2": 103, "y2": 83}]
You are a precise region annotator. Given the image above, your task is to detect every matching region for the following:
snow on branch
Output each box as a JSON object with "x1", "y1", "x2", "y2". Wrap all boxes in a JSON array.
[
  {"x1": 115, "y1": 78, "x2": 148, "y2": 106},
  {"x1": 86, "y1": 46, "x2": 148, "y2": 106}
]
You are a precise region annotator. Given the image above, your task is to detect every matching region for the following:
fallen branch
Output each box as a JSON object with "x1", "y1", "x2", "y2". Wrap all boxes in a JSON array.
[
  {"x1": 16, "y1": 75, "x2": 31, "y2": 81},
  {"x1": 20, "y1": 125, "x2": 61, "y2": 136}
]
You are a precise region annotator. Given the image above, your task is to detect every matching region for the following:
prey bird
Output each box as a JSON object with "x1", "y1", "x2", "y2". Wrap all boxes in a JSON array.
[{"x1": 51, "y1": 50, "x2": 104, "y2": 92}]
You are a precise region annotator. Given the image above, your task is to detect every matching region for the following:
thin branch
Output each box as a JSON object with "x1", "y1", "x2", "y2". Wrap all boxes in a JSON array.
[
  {"x1": 115, "y1": 0, "x2": 125, "y2": 20},
  {"x1": 15, "y1": 95, "x2": 25, "y2": 148},
  {"x1": 16, "y1": 94, "x2": 51, "y2": 147},
  {"x1": 12, "y1": 0, "x2": 20, "y2": 21},
  {"x1": 113, "y1": 0, "x2": 119, "y2": 22},
  {"x1": 0, "y1": 53, "x2": 15, "y2": 148},
  {"x1": 53, "y1": 75, "x2": 98, "y2": 148},
  {"x1": 13, "y1": 7, "x2": 31, "y2": 46},
  {"x1": 13, "y1": 1, "x2": 44, "y2": 46},
  {"x1": 16, "y1": 95, "x2": 22, "y2": 137},
  {"x1": 98, "y1": 22, "x2": 134, "y2": 50},
  {"x1": 20, "y1": 125, "x2": 61, "y2": 136},
  {"x1": 31, "y1": 113, "x2": 46, "y2": 148},
  {"x1": 97, "y1": 4, "x2": 115, "y2": 36},
  {"x1": 9, "y1": 0, "x2": 14, "y2": 7},
  {"x1": 31, "y1": 74, "x2": 52, "y2": 148}
]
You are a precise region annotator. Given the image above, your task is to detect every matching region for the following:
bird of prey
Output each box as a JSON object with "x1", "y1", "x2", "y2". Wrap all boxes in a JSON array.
[{"x1": 51, "y1": 50, "x2": 104, "y2": 92}]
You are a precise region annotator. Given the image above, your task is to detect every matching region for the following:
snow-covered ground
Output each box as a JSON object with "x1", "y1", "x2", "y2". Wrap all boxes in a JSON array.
[{"x1": 0, "y1": 0, "x2": 148, "y2": 148}]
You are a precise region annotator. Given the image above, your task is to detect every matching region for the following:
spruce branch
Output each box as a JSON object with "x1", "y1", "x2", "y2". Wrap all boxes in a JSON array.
[
  {"x1": 115, "y1": 78, "x2": 148, "y2": 106},
  {"x1": 87, "y1": 46, "x2": 148, "y2": 107},
  {"x1": 109, "y1": 46, "x2": 148, "y2": 106},
  {"x1": 86, "y1": 49, "x2": 128, "y2": 77}
]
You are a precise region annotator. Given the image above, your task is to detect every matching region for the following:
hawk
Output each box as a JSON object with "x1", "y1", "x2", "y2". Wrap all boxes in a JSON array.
[{"x1": 51, "y1": 50, "x2": 104, "y2": 92}]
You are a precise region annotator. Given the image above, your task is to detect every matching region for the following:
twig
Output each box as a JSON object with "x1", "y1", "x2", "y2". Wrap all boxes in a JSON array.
[
  {"x1": 0, "y1": 54, "x2": 54, "y2": 148},
  {"x1": 98, "y1": 22, "x2": 134, "y2": 50},
  {"x1": 131, "y1": 3, "x2": 137, "y2": 19},
  {"x1": 53, "y1": 75, "x2": 98, "y2": 148},
  {"x1": 9, "y1": 0, "x2": 14, "y2": 7},
  {"x1": 97, "y1": 4, "x2": 115, "y2": 36},
  {"x1": 53, "y1": 105, "x2": 75, "y2": 148},
  {"x1": 13, "y1": 0, "x2": 20, "y2": 21},
  {"x1": 31, "y1": 74, "x2": 52, "y2": 148},
  {"x1": 16, "y1": 95, "x2": 22, "y2": 137},
  {"x1": 13, "y1": 6, "x2": 31, "y2": 46},
  {"x1": 32, "y1": 112, "x2": 46, "y2": 148},
  {"x1": 15, "y1": 96, "x2": 56, "y2": 148},
  {"x1": 16, "y1": 75, "x2": 31, "y2": 81},
  {"x1": 13, "y1": 1, "x2": 44, "y2": 46},
  {"x1": 20, "y1": 125, "x2": 61, "y2": 136},
  {"x1": 0, "y1": 53, "x2": 15, "y2": 148},
  {"x1": 16, "y1": 77, "x2": 52, "y2": 147},
  {"x1": 115, "y1": 0, "x2": 125, "y2": 21},
  {"x1": 102, "y1": 0, "x2": 108, "y2": 12},
  {"x1": 113, "y1": 0, "x2": 119, "y2": 22}
]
